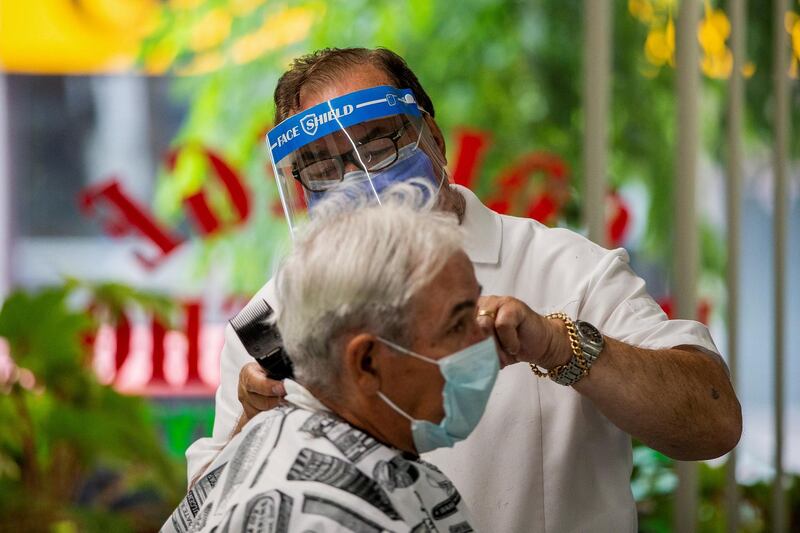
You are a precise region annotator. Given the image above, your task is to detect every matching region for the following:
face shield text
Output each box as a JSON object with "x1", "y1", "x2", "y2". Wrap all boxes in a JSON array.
[{"x1": 301, "y1": 104, "x2": 354, "y2": 136}]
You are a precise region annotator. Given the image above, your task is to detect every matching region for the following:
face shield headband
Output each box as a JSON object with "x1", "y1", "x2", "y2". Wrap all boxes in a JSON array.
[{"x1": 266, "y1": 86, "x2": 447, "y2": 236}]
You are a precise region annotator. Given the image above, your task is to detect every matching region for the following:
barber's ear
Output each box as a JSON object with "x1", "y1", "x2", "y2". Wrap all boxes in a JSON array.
[
  {"x1": 423, "y1": 114, "x2": 447, "y2": 163},
  {"x1": 342, "y1": 333, "x2": 382, "y2": 394}
]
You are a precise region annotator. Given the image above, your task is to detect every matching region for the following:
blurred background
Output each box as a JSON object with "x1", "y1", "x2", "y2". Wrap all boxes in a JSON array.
[{"x1": 0, "y1": 0, "x2": 798, "y2": 531}]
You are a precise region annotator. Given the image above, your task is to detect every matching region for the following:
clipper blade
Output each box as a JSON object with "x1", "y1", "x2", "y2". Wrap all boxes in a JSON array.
[{"x1": 229, "y1": 299, "x2": 294, "y2": 380}]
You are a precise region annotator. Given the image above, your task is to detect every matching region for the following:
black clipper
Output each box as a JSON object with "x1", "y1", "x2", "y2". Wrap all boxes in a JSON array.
[{"x1": 229, "y1": 299, "x2": 294, "y2": 380}]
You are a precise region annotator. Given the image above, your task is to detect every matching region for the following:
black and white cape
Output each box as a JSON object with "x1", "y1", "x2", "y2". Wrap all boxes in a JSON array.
[{"x1": 163, "y1": 380, "x2": 475, "y2": 533}]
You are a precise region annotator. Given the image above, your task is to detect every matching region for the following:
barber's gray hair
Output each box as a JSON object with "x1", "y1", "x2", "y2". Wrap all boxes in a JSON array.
[{"x1": 275, "y1": 181, "x2": 464, "y2": 396}]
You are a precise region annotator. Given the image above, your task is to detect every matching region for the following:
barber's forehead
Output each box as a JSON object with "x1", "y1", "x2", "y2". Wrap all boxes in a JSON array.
[{"x1": 297, "y1": 63, "x2": 394, "y2": 112}]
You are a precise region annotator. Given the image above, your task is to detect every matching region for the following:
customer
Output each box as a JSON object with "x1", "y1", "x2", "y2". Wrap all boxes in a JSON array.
[{"x1": 165, "y1": 184, "x2": 495, "y2": 532}]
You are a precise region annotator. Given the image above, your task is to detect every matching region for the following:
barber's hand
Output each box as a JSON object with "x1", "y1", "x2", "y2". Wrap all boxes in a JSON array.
[
  {"x1": 237, "y1": 362, "x2": 286, "y2": 423},
  {"x1": 476, "y1": 296, "x2": 571, "y2": 370}
]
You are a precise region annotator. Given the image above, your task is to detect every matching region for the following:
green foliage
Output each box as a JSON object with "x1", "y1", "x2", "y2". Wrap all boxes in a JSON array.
[
  {"x1": 632, "y1": 443, "x2": 800, "y2": 532},
  {"x1": 140, "y1": 1, "x2": 302, "y2": 295},
  {"x1": 0, "y1": 288, "x2": 92, "y2": 398},
  {"x1": 153, "y1": 401, "x2": 216, "y2": 458},
  {"x1": 75, "y1": 278, "x2": 176, "y2": 325},
  {"x1": 139, "y1": 0, "x2": 780, "y2": 293},
  {"x1": 0, "y1": 284, "x2": 183, "y2": 532},
  {"x1": 738, "y1": 0, "x2": 800, "y2": 153}
]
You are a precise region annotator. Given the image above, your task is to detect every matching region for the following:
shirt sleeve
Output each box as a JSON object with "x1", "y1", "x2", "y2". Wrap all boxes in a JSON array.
[
  {"x1": 185, "y1": 279, "x2": 278, "y2": 485},
  {"x1": 576, "y1": 247, "x2": 721, "y2": 358}
]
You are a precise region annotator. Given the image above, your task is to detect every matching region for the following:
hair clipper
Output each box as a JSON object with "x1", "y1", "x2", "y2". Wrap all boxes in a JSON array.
[{"x1": 229, "y1": 299, "x2": 294, "y2": 380}]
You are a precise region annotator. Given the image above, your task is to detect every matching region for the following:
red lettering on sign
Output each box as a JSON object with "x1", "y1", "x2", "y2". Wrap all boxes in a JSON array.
[
  {"x1": 98, "y1": 302, "x2": 212, "y2": 391},
  {"x1": 527, "y1": 193, "x2": 558, "y2": 223},
  {"x1": 485, "y1": 152, "x2": 569, "y2": 225},
  {"x1": 607, "y1": 190, "x2": 631, "y2": 248},
  {"x1": 166, "y1": 148, "x2": 251, "y2": 237},
  {"x1": 450, "y1": 129, "x2": 491, "y2": 189},
  {"x1": 148, "y1": 317, "x2": 167, "y2": 385},
  {"x1": 79, "y1": 180, "x2": 184, "y2": 269},
  {"x1": 206, "y1": 150, "x2": 250, "y2": 222},
  {"x1": 184, "y1": 192, "x2": 221, "y2": 235},
  {"x1": 184, "y1": 301, "x2": 203, "y2": 384},
  {"x1": 657, "y1": 297, "x2": 713, "y2": 325},
  {"x1": 114, "y1": 313, "x2": 131, "y2": 375}
]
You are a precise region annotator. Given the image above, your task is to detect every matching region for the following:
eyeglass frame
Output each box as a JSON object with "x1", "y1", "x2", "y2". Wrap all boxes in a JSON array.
[{"x1": 291, "y1": 121, "x2": 410, "y2": 193}]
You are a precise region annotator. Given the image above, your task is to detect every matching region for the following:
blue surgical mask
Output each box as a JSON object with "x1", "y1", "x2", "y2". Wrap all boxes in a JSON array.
[
  {"x1": 306, "y1": 143, "x2": 444, "y2": 211},
  {"x1": 376, "y1": 336, "x2": 500, "y2": 453}
]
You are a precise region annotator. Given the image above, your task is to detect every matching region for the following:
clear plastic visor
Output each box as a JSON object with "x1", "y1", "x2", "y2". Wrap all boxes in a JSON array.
[{"x1": 269, "y1": 106, "x2": 448, "y2": 236}]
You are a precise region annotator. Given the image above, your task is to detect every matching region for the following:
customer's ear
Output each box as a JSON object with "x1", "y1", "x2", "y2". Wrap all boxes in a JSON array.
[{"x1": 342, "y1": 333, "x2": 381, "y2": 394}]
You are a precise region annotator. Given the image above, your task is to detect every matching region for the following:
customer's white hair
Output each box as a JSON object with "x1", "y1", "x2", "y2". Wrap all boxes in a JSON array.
[{"x1": 275, "y1": 180, "x2": 464, "y2": 396}]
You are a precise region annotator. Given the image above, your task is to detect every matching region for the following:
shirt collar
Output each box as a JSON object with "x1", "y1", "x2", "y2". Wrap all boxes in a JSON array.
[
  {"x1": 284, "y1": 379, "x2": 331, "y2": 413},
  {"x1": 453, "y1": 184, "x2": 502, "y2": 265}
]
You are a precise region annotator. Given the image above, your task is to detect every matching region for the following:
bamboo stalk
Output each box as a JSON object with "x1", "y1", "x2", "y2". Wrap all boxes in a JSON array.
[
  {"x1": 582, "y1": 0, "x2": 612, "y2": 246},
  {"x1": 673, "y1": 0, "x2": 701, "y2": 530},
  {"x1": 771, "y1": 0, "x2": 790, "y2": 531},
  {"x1": 724, "y1": 0, "x2": 746, "y2": 531}
]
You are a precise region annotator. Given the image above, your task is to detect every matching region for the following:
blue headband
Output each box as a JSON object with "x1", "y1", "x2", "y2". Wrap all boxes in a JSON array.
[{"x1": 266, "y1": 86, "x2": 422, "y2": 163}]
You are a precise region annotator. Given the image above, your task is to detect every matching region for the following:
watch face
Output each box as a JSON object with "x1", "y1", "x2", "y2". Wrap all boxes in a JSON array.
[{"x1": 577, "y1": 321, "x2": 603, "y2": 345}]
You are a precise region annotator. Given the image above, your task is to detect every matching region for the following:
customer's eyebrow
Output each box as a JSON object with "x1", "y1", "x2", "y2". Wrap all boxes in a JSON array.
[
  {"x1": 442, "y1": 285, "x2": 482, "y2": 330},
  {"x1": 438, "y1": 295, "x2": 478, "y2": 337},
  {"x1": 449, "y1": 300, "x2": 476, "y2": 318},
  {"x1": 438, "y1": 299, "x2": 476, "y2": 337}
]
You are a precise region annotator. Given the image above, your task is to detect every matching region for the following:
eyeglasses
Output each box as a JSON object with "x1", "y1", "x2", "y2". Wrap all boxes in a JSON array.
[{"x1": 292, "y1": 125, "x2": 407, "y2": 193}]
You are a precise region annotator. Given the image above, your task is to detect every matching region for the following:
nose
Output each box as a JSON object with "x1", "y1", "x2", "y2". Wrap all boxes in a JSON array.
[{"x1": 342, "y1": 160, "x2": 362, "y2": 174}]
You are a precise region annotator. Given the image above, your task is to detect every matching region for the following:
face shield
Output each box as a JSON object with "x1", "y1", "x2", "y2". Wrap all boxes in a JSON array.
[{"x1": 266, "y1": 86, "x2": 448, "y2": 236}]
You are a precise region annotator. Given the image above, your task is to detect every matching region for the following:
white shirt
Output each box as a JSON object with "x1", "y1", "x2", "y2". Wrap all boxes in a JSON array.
[
  {"x1": 168, "y1": 380, "x2": 475, "y2": 532},
  {"x1": 186, "y1": 185, "x2": 719, "y2": 532}
]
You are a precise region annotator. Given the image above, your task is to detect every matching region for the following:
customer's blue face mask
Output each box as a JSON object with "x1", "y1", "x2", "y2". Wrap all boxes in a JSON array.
[
  {"x1": 376, "y1": 336, "x2": 500, "y2": 454},
  {"x1": 305, "y1": 142, "x2": 444, "y2": 212}
]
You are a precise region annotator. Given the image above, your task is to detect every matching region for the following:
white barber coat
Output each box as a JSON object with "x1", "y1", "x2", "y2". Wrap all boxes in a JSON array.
[{"x1": 187, "y1": 185, "x2": 720, "y2": 532}]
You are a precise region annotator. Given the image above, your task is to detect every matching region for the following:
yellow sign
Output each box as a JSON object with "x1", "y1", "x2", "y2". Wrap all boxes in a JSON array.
[
  {"x1": 0, "y1": 0, "x2": 316, "y2": 75},
  {"x1": 0, "y1": 0, "x2": 160, "y2": 74}
]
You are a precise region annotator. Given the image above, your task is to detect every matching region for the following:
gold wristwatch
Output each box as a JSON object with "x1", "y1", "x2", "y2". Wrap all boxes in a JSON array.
[{"x1": 529, "y1": 315, "x2": 605, "y2": 386}]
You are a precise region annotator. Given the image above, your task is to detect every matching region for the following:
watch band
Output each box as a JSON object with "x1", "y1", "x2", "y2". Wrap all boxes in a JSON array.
[
  {"x1": 552, "y1": 320, "x2": 604, "y2": 386},
  {"x1": 529, "y1": 315, "x2": 605, "y2": 387}
]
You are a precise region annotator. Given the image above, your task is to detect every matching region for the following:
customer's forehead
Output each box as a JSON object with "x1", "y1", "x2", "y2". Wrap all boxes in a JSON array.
[
  {"x1": 410, "y1": 253, "x2": 478, "y2": 328},
  {"x1": 297, "y1": 63, "x2": 394, "y2": 111}
]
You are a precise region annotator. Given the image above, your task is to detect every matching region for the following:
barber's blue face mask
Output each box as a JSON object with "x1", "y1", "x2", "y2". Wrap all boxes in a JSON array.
[
  {"x1": 376, "y1": 336, "x2": 500, "y2": 454},
  {"x1": 305, "y1": 142, "x2": 444, "y2": 212}
]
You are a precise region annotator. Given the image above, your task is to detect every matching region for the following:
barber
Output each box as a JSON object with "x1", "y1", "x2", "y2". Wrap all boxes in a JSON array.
[{"x1": 187, "y1": 47, "x2": 741, "y2": 533}]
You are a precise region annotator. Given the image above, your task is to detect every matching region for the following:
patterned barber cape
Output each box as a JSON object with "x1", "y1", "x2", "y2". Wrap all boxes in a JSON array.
[{"x1": 163, "y1": 380, "x2": 475, "y2": 533}]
